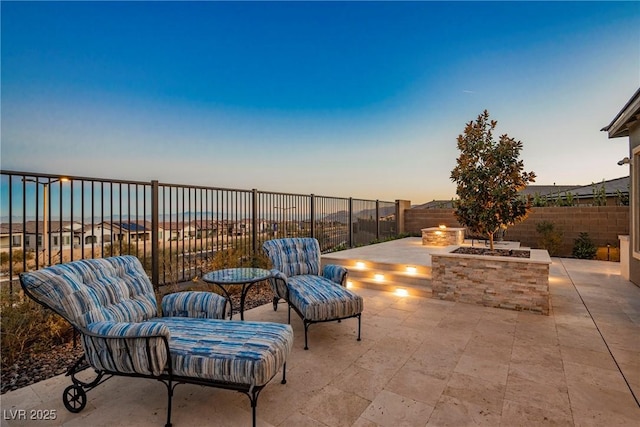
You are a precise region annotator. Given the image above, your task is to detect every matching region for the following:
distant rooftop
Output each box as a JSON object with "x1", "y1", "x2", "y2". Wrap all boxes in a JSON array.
[{"x1": 415, "y1": 176, "x2": 629, "y2": 208}]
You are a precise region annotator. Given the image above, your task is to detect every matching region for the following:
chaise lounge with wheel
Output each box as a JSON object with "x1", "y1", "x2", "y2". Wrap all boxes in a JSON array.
[{"x1": 19, "y1": 255, "x2": 294, "y2": 427}]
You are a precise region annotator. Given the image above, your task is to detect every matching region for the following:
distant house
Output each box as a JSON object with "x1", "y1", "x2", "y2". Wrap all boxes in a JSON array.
[
  {"x1": 602, "y1": 88, "x2": 640, "y2": 287},
  {"x1": 230, "y1": 219, "x2": 252, "y2": 236},
  {"x1": 528, "y1": 177, "x2": 630, "y2": 206},
  {"x1": 160, "y1": 221, "x2": 209, "y2": 240},
  {"x1": 255, "y1": 219, "x2": 270, "y2": 234},
  {"x1": 160, "y1": 222, "x2": 181, "y2": 241},
  {"x1": 80, "y1": 223, "x2": 116, "y2": 245},
  {"x1": 26, "y1": 221, "x2": 79, "y2": 251},
  {"x1": 80, "y1": 221, "x2": 153, "y2": 246},
  {"x1": 180, "y1": 224, "x2": 198, "y2": 240},
  {"x1": 0, "y1": 221, "x2": 80, "y2": 253},
  {"x1": 415, "y1": 177, "x2": 630, "y2": 209},
  {"x1": 0, "y1": 223, "x2": 24, "y2": 252},
  {"x1": 188, "y1": 219, "x2": 219, "y2": 238}
]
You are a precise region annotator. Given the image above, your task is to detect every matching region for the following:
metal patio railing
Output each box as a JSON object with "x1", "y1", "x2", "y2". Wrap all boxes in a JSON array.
[{"x1": 0, "y1": 170, "x2": 400, "y2": 292}]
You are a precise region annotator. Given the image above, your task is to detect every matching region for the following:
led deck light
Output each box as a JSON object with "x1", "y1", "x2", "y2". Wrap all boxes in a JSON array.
[{"x1": 395, "y1": 288, "x2": 409, "y2": 297}]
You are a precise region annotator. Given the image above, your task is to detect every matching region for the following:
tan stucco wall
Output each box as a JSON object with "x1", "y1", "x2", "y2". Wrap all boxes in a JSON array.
[{"x1": 628, "y1": 122, "x2": 640, "y2": 286}]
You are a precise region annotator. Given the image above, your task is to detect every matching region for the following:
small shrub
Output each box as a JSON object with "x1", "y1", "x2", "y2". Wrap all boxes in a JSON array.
[
  {"x1": 0, "y1": 288, "x2": 71, "y2": 367},
  {"x1": 103, "y1": 242, "x2": 141, "y2": 257},
  {"x1": 572, "y1": 232, "x2": 597, "y2": 259},
  {"x1": 208, "y1": 247, "x2": 270, "y2": 271},
  {"x1": 554, "y1": 191, "x2": 575, "y2": 207},
  {"x1": 0, "y1": 250, "x2": 29, "y2": 265},
  {"x1": 532, "y1": 192, "x2": 548, "y2": 207},
  {"x1": 535, "y1": 221, "x2": 563, "y2": 256},
  {"x1": 616, "y1": 189, "x2": 629, "y2": 206}
]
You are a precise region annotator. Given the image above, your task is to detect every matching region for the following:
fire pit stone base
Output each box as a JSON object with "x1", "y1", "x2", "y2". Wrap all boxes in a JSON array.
[{"x1": 431, "y1": 247, "x2": 552, "y2": 315}]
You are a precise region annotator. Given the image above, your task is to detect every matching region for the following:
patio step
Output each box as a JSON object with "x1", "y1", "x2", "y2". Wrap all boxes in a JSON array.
[{"x1": 321, "y1": 256, "x2": 433, "y2": 298}]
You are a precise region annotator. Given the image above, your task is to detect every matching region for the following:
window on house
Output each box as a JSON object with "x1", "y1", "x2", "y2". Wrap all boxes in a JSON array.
[
  {"x1": 633, "y1": 146, "x2": 640, "y2": 259},
  {"x1": 11, "y1": 235, "x2": 21, "y2": 247}
]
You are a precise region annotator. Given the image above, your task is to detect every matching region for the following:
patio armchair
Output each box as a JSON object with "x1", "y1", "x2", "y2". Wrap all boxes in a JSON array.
[
  {"x1": 262, "y1": 237, "x2": 363, "y2": 350},
  {"x1": 19, "y1": 255, "x2": 294, "y2": 427}
]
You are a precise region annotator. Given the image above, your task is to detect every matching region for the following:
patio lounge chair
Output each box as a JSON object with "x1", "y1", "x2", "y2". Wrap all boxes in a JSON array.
[
  {"x1": 19, "y1": 255, "x2": 294, "y2": 427},
  {"x1": 262, "y1": 237, "x2": 363, "y2": 350}
]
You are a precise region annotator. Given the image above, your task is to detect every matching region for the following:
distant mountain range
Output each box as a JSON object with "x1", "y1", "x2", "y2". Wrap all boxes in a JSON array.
[{"x1": 1, "y1": 206, "x2": 396, "y2": 225}]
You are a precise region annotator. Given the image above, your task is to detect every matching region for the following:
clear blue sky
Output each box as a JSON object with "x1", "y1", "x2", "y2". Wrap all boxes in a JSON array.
[{"x1": 1, "y1": 1, "x2": 639, "y2": 204}]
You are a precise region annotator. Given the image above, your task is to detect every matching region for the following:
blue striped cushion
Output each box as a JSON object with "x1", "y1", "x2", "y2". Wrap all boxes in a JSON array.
[
  {"x1": 161, "y1": 291, "x2": 226, "y2": 319},
  {"x1": 287, "y1": 275, "x2": 363, "y2": 321},
  {"x1": 322, "y1": 264, "x2": 348, "y2": 285},
  {"x1": 84, "y1": 321, "x2": 170, "y2": 376},
  {"x1": 83, "y1": 319, "x2": 293, "y2": 385},
  {"x1": 156, "y1": 318, "x2": 294, "y2": 386},
  {"x1": 20, "y1": 256, "x2": 157, "y2": 327},
  {"x1": 263, "y1": 238, "x2": 321, "y2": 277}
]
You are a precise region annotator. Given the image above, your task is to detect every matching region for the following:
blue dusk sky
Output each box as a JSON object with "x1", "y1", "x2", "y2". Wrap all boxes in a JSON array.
[{"x1": 1, "y1": 1, "x2": 639, "y2": 204}]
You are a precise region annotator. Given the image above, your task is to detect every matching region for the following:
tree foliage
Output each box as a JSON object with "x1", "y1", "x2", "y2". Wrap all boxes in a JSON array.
[
  {"x1": 535, "y1": 221, "x2": 563, "y2": 256},
  {"x1": 572, "y1": 232, "x2": 597, "y2": 259},
  {"x1": 450, "y1": 110, "x2": 536, "y2": 250}
]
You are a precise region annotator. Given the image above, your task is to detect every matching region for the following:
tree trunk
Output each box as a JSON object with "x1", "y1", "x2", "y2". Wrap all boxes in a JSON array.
[{"x1": 488, "y1": 232, "x2": 494, "y2": 251}]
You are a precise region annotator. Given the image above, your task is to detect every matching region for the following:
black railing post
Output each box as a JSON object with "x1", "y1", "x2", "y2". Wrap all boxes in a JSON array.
[
  {"x1": 376, "y1": 200, "x2": 380, "y2": 241},
  {"x1": 151, "y1": 180, "x2": 159, "y2": 287},
  {"x1": 8, "y1": 175, "x2": 13, "y2": 293},
  {"x1": 310, "y1": 194, "x2": 315, "y2": 239},
  {"x1": 252, "y1": 189, "x2": 258, "y2": 255},
  {"x1": 348, "y1": 197, "x2": 354, "y2": 248}
]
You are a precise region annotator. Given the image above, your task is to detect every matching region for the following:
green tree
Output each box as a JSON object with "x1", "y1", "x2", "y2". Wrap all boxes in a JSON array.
[{"x1": 450, "y1": 110, "x2": 536, "y2": 251}]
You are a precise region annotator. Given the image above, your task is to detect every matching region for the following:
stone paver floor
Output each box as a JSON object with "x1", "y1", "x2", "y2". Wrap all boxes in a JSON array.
[{"x1": 1, "y1": 258, "x2": 638, "y2": 426}]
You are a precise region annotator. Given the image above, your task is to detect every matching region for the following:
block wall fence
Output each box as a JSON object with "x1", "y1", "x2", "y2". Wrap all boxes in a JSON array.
[{"x1": 404, "y1": 207, "x2": 629, "y2": 257}]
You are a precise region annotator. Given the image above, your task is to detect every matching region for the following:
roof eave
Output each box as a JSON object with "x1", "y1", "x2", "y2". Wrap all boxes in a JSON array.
[{"x1": 601, "y1": 88, "x2": 640, "y2": 138}]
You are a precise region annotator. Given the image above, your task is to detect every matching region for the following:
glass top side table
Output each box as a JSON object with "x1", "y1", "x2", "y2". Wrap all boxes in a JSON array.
[{"x1": 202, "y1": 267, "x2": 272, "y2": 320}]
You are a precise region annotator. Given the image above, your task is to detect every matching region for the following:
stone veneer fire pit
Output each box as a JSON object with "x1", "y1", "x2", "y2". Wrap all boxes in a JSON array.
[
  {"x1": 421, "y1": 226, "x2": 465, "y2": 246},
  {"x1": 431, "y1": 246, "x2": 552, "y2": 315}
]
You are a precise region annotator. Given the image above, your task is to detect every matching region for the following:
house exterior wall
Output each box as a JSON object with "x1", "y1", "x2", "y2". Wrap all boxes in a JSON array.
[
  {"x1": 81, "y1": 226, "x2": 112, "y2": 245},
  {"x1": 0, "y1": 234, "x2": 22, "y2": 252},
  {"x1": 23, "y1": 232, "x2": 74, "y2": 251},
  {"x1": 628, "y1": 123, "x2": 640, "y2": 286}
]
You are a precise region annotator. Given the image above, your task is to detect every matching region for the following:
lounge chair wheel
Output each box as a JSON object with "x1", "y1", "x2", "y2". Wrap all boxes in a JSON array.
[
  {"x1": 63, "y1": 384, "x2": 87, "y2": 413},
  {"x1": 273, "y1": 296, "x2": 279, "y2": 311}
]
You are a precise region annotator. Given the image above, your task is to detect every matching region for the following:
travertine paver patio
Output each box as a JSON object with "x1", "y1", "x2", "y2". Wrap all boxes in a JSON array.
[{"x1": 1, "y1": 255, "x2": 638, "y2": 426}]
